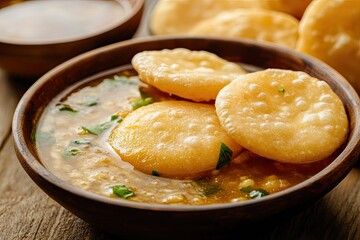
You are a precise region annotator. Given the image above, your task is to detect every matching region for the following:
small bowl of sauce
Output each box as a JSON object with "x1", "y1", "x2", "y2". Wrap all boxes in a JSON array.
[{"x1": 0, "y1": 0, "x2": 144, "y2": 78}]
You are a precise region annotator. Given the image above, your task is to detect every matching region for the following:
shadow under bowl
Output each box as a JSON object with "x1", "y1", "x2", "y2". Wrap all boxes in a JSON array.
[
  {"x1": 12, "y1": 36, "x2": 360, "y2": 239},
  {"x1": 0, "y1": 0, "x2": 144, "y2": 79}
]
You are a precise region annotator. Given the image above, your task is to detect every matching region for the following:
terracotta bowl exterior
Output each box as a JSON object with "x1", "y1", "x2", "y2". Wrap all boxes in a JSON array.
[{"x1": 13, "y1": 37, "x2": 360, "y2": 239}]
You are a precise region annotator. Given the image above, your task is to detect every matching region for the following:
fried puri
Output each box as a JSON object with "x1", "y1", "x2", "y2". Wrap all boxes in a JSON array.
[
  {"x1": 150, "y1": 0, "x2": 311, "y2": 35},
  {"x1": 189, "y1": 9, "x2": 299, "y2": 48},
  {"x1": 132, "y1": 48, "x2": 246, "y2": 102},
  {"x1": 108, "y1": 101, "x2": 242, "y2": 178},
  {"x1": 297, "y1": 0, "x2": 360, "y2": 93},
  {"x1": 215, "y1": 69, "x2": 348, "y2": 163}
]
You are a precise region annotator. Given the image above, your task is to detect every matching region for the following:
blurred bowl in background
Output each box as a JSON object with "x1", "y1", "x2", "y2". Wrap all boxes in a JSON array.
[{"x1": 0, "y1": 0, "x2": 144, "y2": 79}]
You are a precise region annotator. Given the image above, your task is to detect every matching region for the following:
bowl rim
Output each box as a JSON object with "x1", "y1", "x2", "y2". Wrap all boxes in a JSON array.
[
  {"x1": 13, "y1": 36, "x2": 360, "y2": 212},
  {"x1": 0, "y1": 0, "x2": 144, "y2": 46}
]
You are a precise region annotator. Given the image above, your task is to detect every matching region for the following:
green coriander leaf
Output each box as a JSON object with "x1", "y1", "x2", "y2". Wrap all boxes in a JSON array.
[
  {"x1": 34, "y1": 130, "x2": 56, "y2": 147},
  {"x1": 194, "y1": 178, "x2": 207, "y2": 187},
  {"x1": 64, "y1": 147, "x2": 79, "y2": 158},
  {"x1": 249, "y1": 188, "x2": 269, "y2": 199},
  {"x1": 278, "y1": 88, "x2": 285, "y2": 93},
  {"x1": 72, "y1": 139, "x2": 92, "y2": 146},
  {"x1": 202, "y1": 184, "x2": 222, "y2": 197},
  {"x1": 111, "y1": 185, "x2": 135, "y2": 199},
  {"x1": 152, "y1": 169, "x2": 160, "y2": 176},
  {"x1": 240, "y1": 186, "x2": 253, "y2": 194},
  {"x1": 82, "y1": 114, "x2": 122, "y2": 135},
  {"x1": 85, "y1": 96, "x2": 99, "y2": 106},
  {"x1": 111, "y1": 115, "x2": 119, "y2": 121},
  {"x1": 57, "y1": 103, "x2": 78, "y2": 112},
  {"x1": 131, "y1": 97, "x2": 153, "y2": 110},
  {"x1": 64, "y1": 139, "x2": 93, "y2": 158},
  {"x1": 113, "y1": 75, "x2": 137, "y2": 84},
  {"x1": 216, "y1": 142, "x2": 233, "y2": 169},
  {"x1": 101, "y1": 75, "x2": 138, "y2": 89},
  {"x1": 81, "y1": 121, "x2": 114, "y2": 135},
  {"x1": 195, "y1": 179, "x2": 222, "y2": 197},
  {"x1": 110, "y1": 115, "x2": 123, "y2": 123}
]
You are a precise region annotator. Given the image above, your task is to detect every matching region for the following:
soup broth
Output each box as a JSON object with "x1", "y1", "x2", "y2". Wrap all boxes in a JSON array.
[{"x1": 35, "y1": 68, "x2": 336, "y2": 205}]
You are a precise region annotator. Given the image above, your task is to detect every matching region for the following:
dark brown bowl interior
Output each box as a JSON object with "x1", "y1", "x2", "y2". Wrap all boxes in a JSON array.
[
  {"x1": 0, "y1": 0, "x2": 144, "y2": 79},
  {"x1": 12, "y1": 36, "x2": 360, "y2": 239}
]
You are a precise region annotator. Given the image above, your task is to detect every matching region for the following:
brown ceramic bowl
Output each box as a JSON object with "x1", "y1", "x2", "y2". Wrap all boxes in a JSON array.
[
  {"x1": 0, "y1": 0, "x2": 144, "y2": 79},
  {"x1": 13, "y1": 37, "x2": 360, "y2": 239}
]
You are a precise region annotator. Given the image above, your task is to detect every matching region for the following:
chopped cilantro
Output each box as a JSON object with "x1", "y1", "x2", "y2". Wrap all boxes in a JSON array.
[
  {"x1": 57, "y1": 103, "x2": 78, "y2": 112},
  {"x1": 131, "y1": 97, "x2": 153, "y2": 110},
  {"x1": 85, "y1": 96, "x2": 99, "y2": 106},
  {"x1": 64, "y1": 139, "x2": 93, "y2": 159},
  {"x1": 110, "y1": 115, "x2": 123, "y2": 123},
  {"x1": 82, "y1": 118, "x2": 113, "y2": 135},
  {"x1": 278, "y1": 88, "x2": 286, "y2": 93},
  {"x1": 81, "y1": 121, "x2": 112, "y2": 135},
  {"x1": 202, "y1": 185, "x2": 222, "y2": 197},
  {"x1": 240, "y1": 186, "x2": 269, "y2": 199},
  {"x1": 240, "y1": 186, "x2": 253, "y2": 194},
  {"x1": 111, "y1": 115, "x2": 118, "y2": 121},
  {"x1": 33, "y1": 130, "x2": 56, "y2": 147},
  {"x1": 216, "y1": 142, "x2": 233, "y2": 169},
  {"x1": 196, "y1": 179, "x2": 222, "y2": 197},
  {"x1": 81, "y1": 115, "x2": 121, "y2": 135},
  {"x1": 100, "y1": 75, "x2": 138, "y2": 90},
  {"x1": 249, "y1": 188, "x2": 269, "y2": 199},
  {"x1": 103, "y1": 75, "x2": 138, "y2": 88},
  {"x1": 111, "y1": 185, "x2": 135, "y2": 199},
  {"x1": 113, "y1": 75, "x2": 137, "y2": 84},
  {"x1": 152, "y1": 170, "x2": 160, "y2": 176},
  {"x1": 64, "y1": 147, "x2": 79, "y2": 158},
  {"x1": 72, "y1": 139, "x2": 92, "y2": 145}
]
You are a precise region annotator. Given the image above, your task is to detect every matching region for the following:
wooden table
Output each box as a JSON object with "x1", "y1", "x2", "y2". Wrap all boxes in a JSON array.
[{"x1": 1, "y1": 1, "x2": 359, "y2": 239}]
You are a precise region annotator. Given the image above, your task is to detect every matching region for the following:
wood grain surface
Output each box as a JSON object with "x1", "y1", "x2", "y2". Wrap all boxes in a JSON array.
[{"x1": 1, "y1": 1, "x2": 359, "y2": 239}]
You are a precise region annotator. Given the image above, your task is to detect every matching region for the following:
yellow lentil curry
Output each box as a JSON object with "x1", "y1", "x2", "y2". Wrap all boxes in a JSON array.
[{"x1": 35, "y1": 68, "x2": 339, "y2": 205}]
